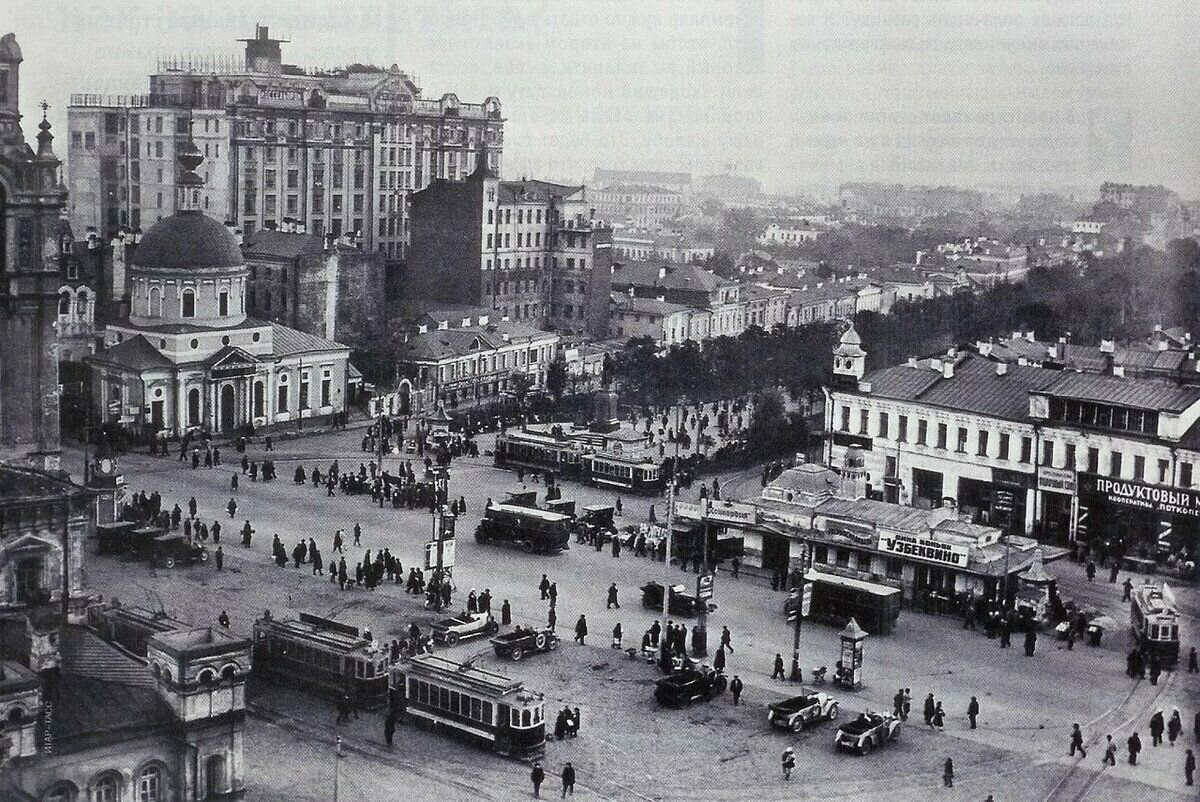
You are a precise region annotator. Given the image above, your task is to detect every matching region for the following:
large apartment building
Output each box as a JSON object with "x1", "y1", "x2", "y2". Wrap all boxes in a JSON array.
[
  {"x1": 407, "y1": 157, "x2": 613, "y2": 339},
  {"x1": 67, "y1": 25, "x2": 504, "y2": 259}
]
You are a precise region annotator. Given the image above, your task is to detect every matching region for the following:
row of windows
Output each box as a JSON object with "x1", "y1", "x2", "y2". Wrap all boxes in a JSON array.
[
  {"x1": 41, "y1": 765, "x2": 166, "y2": 802},
  {"x1": 811, "y1": 544, "x2": 904, "y2": 579},
  {"x1": 488, "y1": 208, "x2": 545, "y2": 226},
  {"x1": 841, "y1": 404, "x2": 1198, "y2": 486},
  {"x1": 408, "y1": 678, "x2": 494, "y2": 724}
]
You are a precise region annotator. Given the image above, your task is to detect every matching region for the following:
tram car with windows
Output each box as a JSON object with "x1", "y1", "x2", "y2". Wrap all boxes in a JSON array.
[
  {"x1": 252, "y1": 611, "x2": 391, "y2": 707},
  {"x1": 1130, "y1": 582, "x2": 1180, "y2": 665},
  {"x1": 494, "y1": 430, "x2": 582, "y2": 477},
  {"x1": 88, "y1": 602, "x2": 190, "y2": 657},
  {"x1": 390, "y1": 653, "x2": 546, "y2": 758},
  {"x1": 582, "y1": 452, "x2": 664, "y2": 495}
]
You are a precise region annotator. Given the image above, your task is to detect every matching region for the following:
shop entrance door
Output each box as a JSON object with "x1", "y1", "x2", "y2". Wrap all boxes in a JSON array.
[{"x1": 220, "y1": 384, "x2": 236, "y2": 432}]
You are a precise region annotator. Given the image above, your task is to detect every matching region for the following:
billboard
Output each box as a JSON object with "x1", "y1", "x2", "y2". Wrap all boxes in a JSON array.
[
  {"x1": 879, "y1": 533, "x2": 969, "y2": 568},
  {"x1": 1080, "y1": 472, "x2": 1200, "y2": 519}
]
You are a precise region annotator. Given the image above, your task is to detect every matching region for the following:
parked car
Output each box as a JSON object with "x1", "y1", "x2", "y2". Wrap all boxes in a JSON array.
[
  {"x1": 151, "y1": 534, "x2": 209, "y2": 569},
  {"x1": 654, "y1": 665, "x2": 727, "y2": 707},
  {"x1": 834, "y1": 712, "x2": 900, "y2": 755},
  {"x1": 640, "y1": 581, "x2": 717, "y2": 616},
  {"x1": 768, "y1": 692, "x2": 840, "y2": 732},
  {"x1": 490, "y1": 627, "x2": 559, "y2": 661},
  {"x1": 431, "y1": 611, "x2": 500, "y2": 645}
]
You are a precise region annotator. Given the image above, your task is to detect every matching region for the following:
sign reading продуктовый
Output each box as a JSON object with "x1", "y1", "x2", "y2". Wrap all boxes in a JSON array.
[
  {"x1": 878, "y1": 533, "x2": 969, "y2": 567},
  {"x1": 1080, "y1": 472, "x2": 1200, "y2": 518}
]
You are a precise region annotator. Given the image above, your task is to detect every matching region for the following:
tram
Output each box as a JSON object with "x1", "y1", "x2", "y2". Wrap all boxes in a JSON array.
[
  {"x1": 494, "y1": 430, "x2": 582, "y2": 475},
  {"x1": 582, "y1": 452, "x2": 664, "y2": 495},
  {"x1": 1130, "y1": 582, "x2": 1180, "y2": 665},
  {"x1": 252, "y1": 611, "x2": 391, "y2": 706},
  {"x1": 390, "y1": 653, "x2": 546, "y2": 758}
]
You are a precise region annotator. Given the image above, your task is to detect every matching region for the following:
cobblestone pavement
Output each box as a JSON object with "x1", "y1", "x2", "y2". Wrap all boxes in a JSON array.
[{"x1": 67, "y1": 428, "x2": 1197, "y2": 800}]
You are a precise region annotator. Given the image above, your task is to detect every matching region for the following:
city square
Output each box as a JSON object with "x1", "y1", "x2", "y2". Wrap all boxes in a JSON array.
[{"x1": 0, "y1": 3, "x2": 1198, "y2": 801}]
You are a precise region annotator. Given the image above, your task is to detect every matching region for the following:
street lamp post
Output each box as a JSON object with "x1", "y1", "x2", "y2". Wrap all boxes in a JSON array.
[
  {"x1": 661, "y1": 398, "x2": 686, "y2": 661},
  {"x1": 789, "y1": 543, "x2": 809, "y2": 682}
]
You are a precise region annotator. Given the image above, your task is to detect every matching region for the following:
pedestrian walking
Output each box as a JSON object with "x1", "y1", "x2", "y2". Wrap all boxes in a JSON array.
[
  {"x1": 547, "y1": 607, "x2": 556, "y2": 632},
  {"x1": 1086, "y1": 560, "x2": 1096, "y2": 581},
  {"x1": 218, "y1": 610, "x2": 230, "y2": 628},
  {"x1": 730, "y1": 675, "x2": 743, "y2": 705},
  {"x1": 549, "y1": 582, "x2": 558, "y2": 606},
  {"x1": 574, "y1": 615, "x2": 588, "y2": 645},
  {"x1": 1169, "y1": 709, "x2": 1182, "y2": 745},
  {"x1": 1150, "y1": 654, "x2": 1162, "y2": 685},
  {"x1": 781, "y1": 747, "x2": 795, "y2": 781},
  {"x1": 539, "y1": 574, "x2": 550, "y2": 600},
  {"x1": 606, "y1": 583, "x2": 620, "y2": 609},
  {"x1": 1024, "y1": 628, "x2": 1037, "y2": 656},
  {"x1": 731, "y1": 557, "x2": 740, "y2": 579},
  {"x1": 336, "y1": 694, "x2": 351, "y2": 725},
  {"x1": 943, "y1": 758, "x2": 954, "y2": 788},
  {"x1": 1186, "y1": 748, "x2": 1195, "y2": 786},
  {"x1": 384, "y1": 706, "x2": 397, "y2": 747},
  {"x1": 560, "y1": 762, "x2": 575, "y2": 797},
  {"x1": 1122, "y1": 577, "x2": 1133, "y2": 601},
  {"x1": 531, "y1": 763, "x2": 545, "y2": 797},
  {"x1": 1152, "y1": 710, "x2": 1165, "y2": 746},
  {"x1": 772, "y1": 653, "x2": 785, "y2": 680},
  {"x1": 1128, "y1": 732, "x2": 1142, "y2": 764},
  {"x1": 968, "y1": 696, "x2": 979, "y2": 729},
  {"x1": 501, "y1": 599, "x2": 512, "y2": 626},
  {"x1": 894, "y1": 689, "x2": 904, "y2": 718},
  {"x1": 227, "y1": 498, "x2": 237, "y2": 519},
  {"x1": 1069, "y1": 723, "x2": 1087, "y2": 757},
  {"x1": 1103, "y1": 735, "x2": 1117, "y2": 765},
  {"x1": 1108, "y1": 562, "x2": 1119, "y2": 583},
  {"x1": 612, "y1": 623, "x2": 622, "y2": 649},
  {"x1": 1189, "y1": 647, "x2": 1198, "y2": 673},
  {"x1": 902, "y1": 689, "x2": 912, "y2": 722},
  {"x1": 932, "y1": 702, "x2": 945, "y2": 729},
  {"x1": 720, "y1": 626, "x2": 733, "y2": 652},
  {"x1": 354, "y1": 522, "x2": 362, "y2": 546},
  {"x1": 924, "y1": 693, "x2": 936, "y2": 726},
  {"x1": 1194, "y1": 710, "x2": 1200, "y2": 743},
  {"x1": 215, "y1": 545, "x2": 224, "y2": 571}
]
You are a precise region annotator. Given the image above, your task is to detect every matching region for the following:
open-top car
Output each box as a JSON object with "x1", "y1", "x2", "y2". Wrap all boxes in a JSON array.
[
  {"x1": 654, "y1": 665, "x2": 727, "y2": 707},
  {"x1": 490, "y1": 626, "x2": 559, "y2": 661},
  {"x1": 834, "y1": 711, "x2": 900, "y2": 755},
  {"x1": 640, "y1": 581, "x2": 717, "y2": 616},
  {"x1": 431, "y1": 610, "x2": 500, "y2": 645},
  {"x1": 768, "y1": 691, "x2": 840, "y2": 732}
]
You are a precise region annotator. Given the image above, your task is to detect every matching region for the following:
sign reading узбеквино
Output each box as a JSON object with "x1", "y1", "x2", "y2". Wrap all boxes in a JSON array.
[
  {"x1": 879, "y1": 533, "x2": 969, "y2": 567},
  {"x1": 1080, "y1": 472, "x2": 1200, "y2": 518}
]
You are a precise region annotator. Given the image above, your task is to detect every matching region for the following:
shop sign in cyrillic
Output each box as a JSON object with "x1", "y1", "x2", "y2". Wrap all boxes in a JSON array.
[
  {"x1": 1079, "y1": 472, "x2": 1200, "y2": 519},
  {"x1": 879, "y1": 533, "x2": 968, "y2": 567}
]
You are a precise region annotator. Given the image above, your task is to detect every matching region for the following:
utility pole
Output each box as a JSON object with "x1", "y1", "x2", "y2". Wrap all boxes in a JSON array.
[
  {"x1": 693, "y1": 501, "x2": 709, "y2": 657},
  {"x1": 789, "y1": 543, "x2": 808, "y2": 682},
  {"x1": 297, "y1": 355, "x2": 304, "y2": 432},
  {"x1": 660, "y1": 399, "x2": 684, "y2": 659},
  {"x1": 376, "y1": 386, "x2": 387, "y2": 508},
  {"x1": 332, "y1": 735, "x2": 343, "y2": 802}
]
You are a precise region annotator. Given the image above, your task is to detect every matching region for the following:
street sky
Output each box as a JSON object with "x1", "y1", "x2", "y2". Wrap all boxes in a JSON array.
[{"x1": 7, "y1": 0, "x2": 1199, "y2": 198}]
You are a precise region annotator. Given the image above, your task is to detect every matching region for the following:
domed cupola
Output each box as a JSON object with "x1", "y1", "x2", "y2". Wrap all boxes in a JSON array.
[
  {"x1": 832, "y1": 322, "x2": 867, "y2": 384},
  {"x1": 127, "y1": 123, "x2": 248, "y2": 328}
]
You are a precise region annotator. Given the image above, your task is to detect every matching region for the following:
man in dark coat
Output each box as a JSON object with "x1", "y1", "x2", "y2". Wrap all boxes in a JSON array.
[
  {"x1": 531, "y1": 763, "x2": 545, "y2": 797},
  {"x1": 574, "y1": 615, "x2": 588, "y2": 645},
  {"x1": 539, "y1": 574, "x2": 550, "y2": 600},
  {"x1": 968, "y1": 696, "x2": 979, "y2": 729},
  {"x1": 384, "y1": 707, "x2": 397, "y2": 747},
  {"x1": 771, "y1": 653, "x2": 785, "y2": 680},
  {"x1": 561, "y1": 762, "x2": 575, "y2": 797},
  {"x1": 924, "y1": 693, "x2": 937, "y2": 726},
  {"x1": 729, "y1": 675, "x2": 743, "y2": 705},
  {"x1": 606, "y1": 583, "x2": 620, "y2": 609},
  {"x1": 1128, "y1": 731, "x2": 1142, "y2": 764},
  {"x1": 1150, "y1": 710, "x2": 1165, "y2": 746}
]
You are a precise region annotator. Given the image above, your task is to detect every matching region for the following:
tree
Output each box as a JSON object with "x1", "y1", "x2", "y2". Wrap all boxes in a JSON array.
[
  {"x1": 508, "y1": 371, "x2": 534, "y2": 409},
  {"x1": 546, "y1": 354, "x2": 568, "y2": 402}
]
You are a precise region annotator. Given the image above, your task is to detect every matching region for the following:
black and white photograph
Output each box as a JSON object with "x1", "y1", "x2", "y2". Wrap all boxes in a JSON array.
[{"x1": 0, "y1": 1, "x2": 1198, "y2": 799}]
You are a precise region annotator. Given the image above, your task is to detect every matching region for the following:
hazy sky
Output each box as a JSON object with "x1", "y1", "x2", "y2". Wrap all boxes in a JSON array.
[{"x1": 7, "y1": 0, "x2": 1200, "y2": 199}]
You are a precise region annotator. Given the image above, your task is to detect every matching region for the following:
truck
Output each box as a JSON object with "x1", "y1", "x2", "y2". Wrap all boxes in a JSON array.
[
  {"x1": 474, "y1": 503, "x2": 573, "y2": 554},
  {"x1": 768, "y1": 692, "x2": 840, "y2": 732}
]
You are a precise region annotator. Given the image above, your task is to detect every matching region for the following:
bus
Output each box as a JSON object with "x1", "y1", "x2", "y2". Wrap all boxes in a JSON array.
[
  {"x1": 390, "y1": 653, "x2": 545, "y2": 758},
  {"x1": 582, "y1": 452, "x2": 664, "y2": 495},
  {"x1": 252, "y1": 611, "x2": 391, "y2": 707},
  {"x1": 787, "y1": 570, "x2": 903, "y2": 635},
  {"x1": 1131, "y1": 582, "x2": 1180, "y2": 665},
  {"x1": 474, "y1": 503, "x2": 574, "y2": 554}
]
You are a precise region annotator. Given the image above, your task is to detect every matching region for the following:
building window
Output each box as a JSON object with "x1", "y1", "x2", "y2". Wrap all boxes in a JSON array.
[
  {"x1": 181, "y1": 288, "x2": 196, "y2": 318},
  {"x1": 897, "y1": 415, "x2": 908, "y2": 443},
  {"x1": 1087, "y1": 447, "x2": 1100, "y2": 474},
  {"x1": 955, "y1": 427, "x2": 967, "y2": 453},
  {"x1": 885, "y1": 557, "x2": 902, "y2": 579},
  {"x1": 977, "y1": 430, "x2": 989, "y2": 457},
  {"x1": 839, "y1": 406, "x2": 850, "y2": 432},
  {"x1": 149, "y1": 286, "x2": 162, "y2": 317},
  {"x1": 92, "y1": 776, "x2": 119, "y2": 802},
  {"x1": 321, "y1": 369, "x2": 332, "y2": 407},
  {"x1": 859, "y1": 409, "x2": 869, "y2": 435},
  {"x1": 299, "y1": 373, "x2": 310, "y2": 410},
  {"x1": 916, "y1": 419, "x2": 928, "y2": 446},
  {"x1": 878, "y1": 412, "x2": 889, "y2": 439},
  {"x1": 59, "y1": 291, "x2": 71, "y2": 315},
  {"x1": 1110, "y1": 451, "x2": 1123, "y2": 477},
  {"x1": 1042, "y1": 440, "x2": 1054, "y2": 467},
  {"x1": 1020, "y1": 437, "x2": 1032, "y2": 463},
  {"x1": 1157, "y1": 458, "x2": 1169, "y2": 484},
  {"x1": 15, "y1": 557, "x2": 42, "y2": 603},
  {"x1": 998, "y1": 432, "x2": 1010, "y2": 461},
  {"x1": 1064, "y1": 443, "x2": 1076, "y2": 470},
  {"x1": 188, "y1": 388, "x2": 201, "y2": 426},
  {"x1": 138, "y1": 766, "x2": 162, "y2": 802},
  {"x1": 1181, "y1": 463, "x2": 1193, "y2": 487},
  {"x1": 835, "y1": 548, "x2": 850, "y2": 568},
  {"x1": 936, "y1": 423, "x2": 947, "y2": 450},
  {"x1": 219, "y1": 290, "x2": 229, "y2": 316},
  {"x1": 1133, "y1": 455, "x2": 1145, "y2": 481},
  {"x1": 277, "y1": 377, "x2": 289, "y2": 412},
  {"x1": 43, "y1": 785, "x2": 75, "y2": 802}
]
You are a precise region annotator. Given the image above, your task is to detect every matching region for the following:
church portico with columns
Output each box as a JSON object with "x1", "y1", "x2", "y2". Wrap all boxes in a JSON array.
[{"x1": 86, "y1": 132, "x2": 350, "y2": 436}]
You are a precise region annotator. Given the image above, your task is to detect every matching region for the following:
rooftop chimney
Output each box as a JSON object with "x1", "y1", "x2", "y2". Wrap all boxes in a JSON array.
[
  {"x1": 977, "y1": 341, "x2": 993, "y2": 357},
  {"x1": 996, "y1": 362, "x2": 1008, "y2": 376},
  {"x1": 1113, "y1": 365, "x2": 1125, "y2": 378},
  {"x1": 1024, "y1": 331, "x2": 1035, "y2": 342},
  {"x1": 1157, "y1": 339, "x2": 1169, "y2": 351},
  {"x1": 942, "y1": 360, "x2": 955, "y2": 379},
  {"x1": 907, "y1": 356, "x2": 918, "y2": 368},
  {"x1": 1099, "y1": 338, "x2": 1115, "y2": 354}
]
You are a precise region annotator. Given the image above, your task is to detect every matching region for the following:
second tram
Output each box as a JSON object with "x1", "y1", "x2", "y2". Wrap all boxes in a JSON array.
[
  {"x1": 252, "y1": 611, "x2": 391, "y2": 706},
  {"x1": 1130, "y1": 582, "x2": 1180, "y2": 665}
]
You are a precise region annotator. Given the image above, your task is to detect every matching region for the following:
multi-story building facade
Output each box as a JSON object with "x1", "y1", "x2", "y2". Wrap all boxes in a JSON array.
[
  {"x1": 68, "y1": 25, "x2": 503, "y2": 259},
  {"x1": 824, "y1": 330, "x2": 1200, "y2": 562},
  {"x1": 407, "y1": 159, "x2": 613, "y2": 338},
  {"x1": 590, "y1": 184, "x2": 685, "y2": 229}
]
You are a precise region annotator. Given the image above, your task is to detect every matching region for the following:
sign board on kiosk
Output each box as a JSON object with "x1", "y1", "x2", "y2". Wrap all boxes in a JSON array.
[
  {"x1": 696, "y1": 573, "x2": 715, "y2": 601},
  {"x1": 879, "y1": 533, "x2": 968, "y2": 567},
  {"x1": 424, "y1": 538, "x2": 456, "y2": 570}
]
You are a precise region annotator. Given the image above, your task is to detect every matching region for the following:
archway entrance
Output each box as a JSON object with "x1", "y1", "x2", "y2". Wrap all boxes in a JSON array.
[{"x1": 220, "y1": 384, "x2": 236, "y2": 432}]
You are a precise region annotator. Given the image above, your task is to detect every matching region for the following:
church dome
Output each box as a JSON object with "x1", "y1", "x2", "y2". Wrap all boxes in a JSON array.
[{"x1": 131, "y1": 211, "x2": 244, "y2": 272}]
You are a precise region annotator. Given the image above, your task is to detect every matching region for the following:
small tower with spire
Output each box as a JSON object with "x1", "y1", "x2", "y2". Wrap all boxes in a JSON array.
[
  {"x1": 832, "y1": 321, "x2": 867, "y2": 387},
  {"x1": 176, "y1": 123, "x2": 204, "y2": 213}
]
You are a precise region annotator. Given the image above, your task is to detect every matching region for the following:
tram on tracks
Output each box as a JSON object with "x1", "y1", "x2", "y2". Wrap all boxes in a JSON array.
[
  {"x1": 1130, "y1": 582, "x2": 1180, "y2": 665},
  {"x1": 88, "y1": 602, "x2": 190, "y2": 657},
  {"x1": 252, "y1": 611, "x2": 391, "y2": 706},
  {"x1": 390, "y1": 653, "x2": 546, "y2": 758},
  {"x1": 494, "y1": 429, "x2": 664, "y2": 494}
]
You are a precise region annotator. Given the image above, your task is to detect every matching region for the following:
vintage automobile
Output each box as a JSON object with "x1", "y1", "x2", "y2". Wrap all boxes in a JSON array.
[
  {"x1": 95, "y1": 521, "x2": 138, "y2": 555},
  {"x1": 654, "y1": 665, "x2": 727, "y2": 707},
  {"x1": 640, "y1": 581, "x2": 717, "y2": 616},
  {"x1": 834, "y1": 711, "x2": 900, "y2": 755},
  {"x1": 431, "y1": 610, "x2": 500, "y2": 646},
  {"x1": 768, "y1": 691, "x2": 840, "y2": 732},
  {"x1": 490, "y1": 627, "x2": 559, "y2": 661},
  {"x1": 151, "y1": 534, "x2": 209, "y2": 569},
  {"x1": 579, "y1": 505, "x2": 617, "y2": 542}
]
